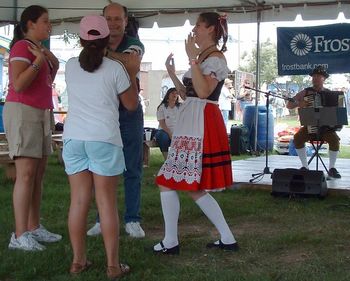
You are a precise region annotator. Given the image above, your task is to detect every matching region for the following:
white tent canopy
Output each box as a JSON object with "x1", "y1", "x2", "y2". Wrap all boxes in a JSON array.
[
  {"x1": 1, "y1": 1, "x2": 350, "y2": 34},
  {"x1": 2, "y1": 1, "x2": 349, "y2": 152}
]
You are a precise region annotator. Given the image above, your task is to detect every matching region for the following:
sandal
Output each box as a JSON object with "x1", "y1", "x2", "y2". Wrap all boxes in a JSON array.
[
  {"x1": 107, "y1": 263, "x2": 130, "y2": 280},
  {"x1": 69, "y1": 260, "x2": 92, "y2": 274}
]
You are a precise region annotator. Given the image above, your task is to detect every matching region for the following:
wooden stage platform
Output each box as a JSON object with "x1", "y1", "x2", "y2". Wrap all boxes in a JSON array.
[{"x1": 232, "y1": 154, "x2": 350, "y2": 192}]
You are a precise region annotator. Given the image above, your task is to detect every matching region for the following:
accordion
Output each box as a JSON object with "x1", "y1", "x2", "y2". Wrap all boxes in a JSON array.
[
  {"x1": 303, "y1": 90, "x2": 345, "y2": 134},
  {"x1": 303, "y1": 94, "x2": 318, "y2": 134}
]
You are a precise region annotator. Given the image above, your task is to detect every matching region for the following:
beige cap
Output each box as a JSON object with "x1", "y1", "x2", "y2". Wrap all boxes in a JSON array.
[{"x1": 224, "y1": 78, "x2": 233, "y2": 84}]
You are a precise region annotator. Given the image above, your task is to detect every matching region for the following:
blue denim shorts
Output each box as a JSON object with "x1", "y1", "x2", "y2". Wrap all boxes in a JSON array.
[{"x1": 63, "y1": 139, "x2": 125, "y2": 176}]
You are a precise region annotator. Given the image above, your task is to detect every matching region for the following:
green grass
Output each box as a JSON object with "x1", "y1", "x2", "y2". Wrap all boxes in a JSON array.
[
  {"x1": 1, "y1": 151, "x2": 350, "y2": 281},
  {"x1": 339, "y1": 145, "x2": 350, "y2": 158}
]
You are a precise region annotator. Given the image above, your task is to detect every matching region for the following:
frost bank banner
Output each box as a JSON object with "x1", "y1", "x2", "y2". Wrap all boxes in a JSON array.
[{"x1": 277, "y1": 23, "x2": 350, "y2": 76}]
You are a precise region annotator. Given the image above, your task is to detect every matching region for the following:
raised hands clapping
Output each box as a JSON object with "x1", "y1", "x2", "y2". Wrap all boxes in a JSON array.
[{"x1": 165, "y1": 53, "x2": 175, "y2": 74}]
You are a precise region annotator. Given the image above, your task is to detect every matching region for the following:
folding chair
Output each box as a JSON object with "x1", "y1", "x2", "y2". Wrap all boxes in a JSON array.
[{"x1": 307, "y1": 139, "x2": 328, "y2": 173}]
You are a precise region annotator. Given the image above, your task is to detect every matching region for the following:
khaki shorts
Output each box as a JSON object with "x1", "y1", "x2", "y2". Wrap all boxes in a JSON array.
[{"x1": 3, "y1": 102, "x2": 53, "y2": 159}]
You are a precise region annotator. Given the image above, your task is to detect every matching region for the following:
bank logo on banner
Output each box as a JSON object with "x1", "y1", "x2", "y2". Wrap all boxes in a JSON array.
[
  {"x1": 277, "y1": 23, "x2": 350, "y2": 75},
  {"x1": 290, "y1": 33, "x2": 312, "y2": 56}
]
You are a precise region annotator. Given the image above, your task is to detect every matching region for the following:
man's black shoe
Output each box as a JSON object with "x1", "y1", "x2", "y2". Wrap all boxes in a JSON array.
[{"x1": 328, "y1": 168, "x2": 341, "y2": 179}]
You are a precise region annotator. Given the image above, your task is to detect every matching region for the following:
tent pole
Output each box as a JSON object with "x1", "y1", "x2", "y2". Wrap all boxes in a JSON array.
[
  {"x1": 253, "y1": 7, "x2": 261, "y2": 152},
  {"x1": 13, "y1": 0, "x2": 18, "y2": 22}
]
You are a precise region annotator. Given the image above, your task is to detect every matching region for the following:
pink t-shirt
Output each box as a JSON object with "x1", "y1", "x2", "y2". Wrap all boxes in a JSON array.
[{"x1": 6, "y1": 40, "x2": 53, "y2": 109}]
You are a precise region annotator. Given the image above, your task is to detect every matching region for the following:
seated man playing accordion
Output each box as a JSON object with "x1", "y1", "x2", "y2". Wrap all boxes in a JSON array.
[{"x1": 286, "y1": 66, "x2": 341, "y2": 179}]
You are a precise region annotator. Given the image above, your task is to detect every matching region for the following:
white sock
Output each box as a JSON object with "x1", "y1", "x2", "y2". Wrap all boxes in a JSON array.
[
  {"x1": 296, "y1": 147, "x2": 309, "y2": 168},
  {"x1": 329, "y1": 150, "x2": 338, "y2": 169},
  {"x1": 195, "y1": 193, "x2": 235, "y2": 245},
  {"x1": 154, "y1": 191, "x2": 179, "y2": 250}
]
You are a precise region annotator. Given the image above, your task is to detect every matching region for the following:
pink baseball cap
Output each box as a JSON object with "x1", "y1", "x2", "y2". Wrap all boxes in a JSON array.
[{"x1": 79, "y1": 15, "x2": 110, "y2": 40}]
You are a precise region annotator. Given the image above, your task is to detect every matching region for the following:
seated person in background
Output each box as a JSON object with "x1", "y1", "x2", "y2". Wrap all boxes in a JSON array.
[
  {"x1": 286, "y1": 66, "x2": 341, "y2": 179},
  {"x1": 155, "y1": 87, "x2": 181, "y2": 159}
]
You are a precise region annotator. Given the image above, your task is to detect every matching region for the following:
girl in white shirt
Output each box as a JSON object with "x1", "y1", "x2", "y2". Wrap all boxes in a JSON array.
[
  {"x1": 63, "y1": 15, "x2": 139, "y2": 279},
  {"x1": 155, "y1": 87, "x2": 181, "y2": 159}
]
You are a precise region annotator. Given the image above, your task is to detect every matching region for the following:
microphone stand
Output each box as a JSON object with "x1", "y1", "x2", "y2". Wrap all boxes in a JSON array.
[{"x1": 245, "y1": 86, "x2": 291, "y2": 183}]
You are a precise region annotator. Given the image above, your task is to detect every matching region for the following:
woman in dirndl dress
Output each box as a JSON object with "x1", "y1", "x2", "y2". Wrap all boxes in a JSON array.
[{"x1": 154, "y1": 12, "x2": 238, "y2": 255}]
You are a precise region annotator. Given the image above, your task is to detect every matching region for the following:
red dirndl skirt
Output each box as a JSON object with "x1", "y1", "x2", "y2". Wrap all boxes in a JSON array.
[{"x1": 156, "y1": 100, "x2": 233, "y2": 191}]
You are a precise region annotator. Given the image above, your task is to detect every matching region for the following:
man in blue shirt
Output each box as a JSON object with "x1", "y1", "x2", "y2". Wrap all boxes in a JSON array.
[{"x1": 87, "y1": 2, "x2": 145, "y2": 238}]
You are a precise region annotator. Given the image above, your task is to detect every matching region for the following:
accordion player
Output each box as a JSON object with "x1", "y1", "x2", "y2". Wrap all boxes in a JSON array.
[{"x1": 285, "y1": 65, "x2": 343, "y2": 179}]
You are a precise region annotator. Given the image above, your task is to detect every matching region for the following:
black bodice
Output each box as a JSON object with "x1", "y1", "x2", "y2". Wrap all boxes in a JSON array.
[{"x1": 182, "y1": 77, "x2": 224, "y2": 101}]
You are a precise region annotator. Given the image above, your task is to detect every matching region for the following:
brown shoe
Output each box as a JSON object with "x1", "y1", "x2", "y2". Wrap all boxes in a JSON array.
[
  {"x1": 107, "y1": 263, "x2": 130, "y2": 280},
  {"x1": 69, "y1": 260, "x2": 92, "y2": 274}
]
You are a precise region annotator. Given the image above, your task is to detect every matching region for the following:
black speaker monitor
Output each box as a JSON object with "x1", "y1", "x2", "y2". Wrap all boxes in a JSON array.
[{"x1": 271, "y1": 168, "x2": 327, "y2": 198}]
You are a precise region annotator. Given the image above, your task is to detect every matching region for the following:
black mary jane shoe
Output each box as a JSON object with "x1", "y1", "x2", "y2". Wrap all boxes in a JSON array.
[
  {"x1": 206, "y1": 240, "x2": 239, "y2": 251},
  {"x1": 153, "y1": 241, "x2": 180, "y2": 255}
]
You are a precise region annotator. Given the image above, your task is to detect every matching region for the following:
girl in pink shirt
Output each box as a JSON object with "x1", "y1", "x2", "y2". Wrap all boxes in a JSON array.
[{"x1": 3, "y1": 5, "x2": 61, "y2": 252}]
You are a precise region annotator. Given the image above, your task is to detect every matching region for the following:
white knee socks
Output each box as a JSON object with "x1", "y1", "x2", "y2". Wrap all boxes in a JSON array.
[
  {"x1": 195, "y1": 193, "x2": 236, "y2": 244},
  {"x1": 329, "y1": 150, "x2": 338, "y2": 169},
  {"x1": 154, "y1": 190, "x2": 180, "y2": 250},
  {"x1": 296, "y1": 147, "x2": 309, "y2": 168}
]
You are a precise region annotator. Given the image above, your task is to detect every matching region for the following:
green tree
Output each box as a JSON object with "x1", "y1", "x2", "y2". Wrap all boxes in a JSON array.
[
  {"x1": 239, "y1": 38, "x2": 277, "y2": 85},
  {"x1": 239, "y1": 39, "x2": 311, "y2": 93},
  {"x1": 288, "y1": 75, "x2": 309, "y2": 91}
]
